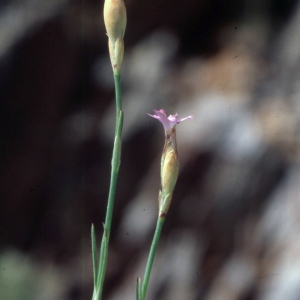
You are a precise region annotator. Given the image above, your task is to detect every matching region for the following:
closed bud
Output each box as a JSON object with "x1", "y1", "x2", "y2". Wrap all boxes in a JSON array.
[{"x1": 103, "y1": 0, "x2": 127, "y2": 74}]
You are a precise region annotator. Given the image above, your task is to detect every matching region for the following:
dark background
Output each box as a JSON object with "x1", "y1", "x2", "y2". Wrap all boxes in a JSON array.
[{"x1": 1, "y1": 0, "x2": 300, "y2": 299}]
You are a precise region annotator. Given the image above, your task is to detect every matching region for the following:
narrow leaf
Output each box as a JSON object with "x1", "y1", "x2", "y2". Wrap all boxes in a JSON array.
[
  {"x1": 91, "y1": 224, "x2": 98, "y2": 287},
  {"x1": 136, "y1": 277, "x2": 142, "y2": 300},
  {"x1": 96, "y1": 223, "x2": 109, "y2": 290}
]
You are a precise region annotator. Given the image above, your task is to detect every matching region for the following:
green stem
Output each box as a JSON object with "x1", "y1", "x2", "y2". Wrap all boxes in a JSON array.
[
  {"x1": 114, "y1": 73, "x2": 122, "y2": 117},
  {"x1": 93, "y1": 73, "x2": 123, "y2": 300},
  {"x1": 141, "y1": 216, "x2": 166, "y2": 300}
]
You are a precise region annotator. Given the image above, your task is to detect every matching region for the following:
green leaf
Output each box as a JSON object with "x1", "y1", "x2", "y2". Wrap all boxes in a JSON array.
[
  {"x1": 91, "y1": 224, "x2": 98, "y2": 287},
  {"x1": 136, "y1": 277, "x2": 142, "y2": 300}
]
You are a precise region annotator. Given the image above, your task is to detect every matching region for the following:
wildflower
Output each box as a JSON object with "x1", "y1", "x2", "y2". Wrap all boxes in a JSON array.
[
  {"x1": 148, "y1": 109, "x2": 193, "y2": 133},
  {"x1": 148, "y1": 109, "x2": 193, "y2": 217},
  {"x1": 103, "y1": 0, "x2": 127, "y2": 74}
]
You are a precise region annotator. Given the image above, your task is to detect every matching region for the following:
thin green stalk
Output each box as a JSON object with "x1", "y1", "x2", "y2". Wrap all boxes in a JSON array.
[
  {"x1": 92, "y1": 73, "x2": 123, "y2": 300},
  {"x1": 141, "y1": 216, "x2": 166, "y2": 300},
  {"x1": 114, "y1": 73, "x2": 122, "y2": 115}
]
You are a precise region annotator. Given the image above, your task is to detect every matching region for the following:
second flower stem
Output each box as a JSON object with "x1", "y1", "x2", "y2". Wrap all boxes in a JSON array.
[{"x1": 141, "y1": 216, "x2": 166, "y2": 300}]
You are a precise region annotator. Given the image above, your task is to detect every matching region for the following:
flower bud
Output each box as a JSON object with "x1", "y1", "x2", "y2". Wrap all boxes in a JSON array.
[
  {"x1": 148, "y1": 109, "x2": 192, "y2": 217},
  {"x1": 103, "y1": 0, "x2": 127, "y2": 74},
  {"x1": 158, "y1": 129, "x2": 179, "y2": 217},
  {"x1": 159, "y1": 148, "x2": 179, "y2": 217},
  {"x1": 161, "y1": 148, "x2": 179, "y2": 197}
]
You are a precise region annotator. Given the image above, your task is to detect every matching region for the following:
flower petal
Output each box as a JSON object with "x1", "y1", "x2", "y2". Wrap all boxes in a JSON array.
[{"x1": 148, "y1": 109, "x2": 193, "y2": 132}]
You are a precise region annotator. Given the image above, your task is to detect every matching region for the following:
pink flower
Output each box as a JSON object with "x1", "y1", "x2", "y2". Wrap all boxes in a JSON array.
[
  {"x1": 148, "y1": 109, "x2": 193, "y2": 132},
  {"x1": 148, "y1": 109, "x2": 192, "y2": 216}
]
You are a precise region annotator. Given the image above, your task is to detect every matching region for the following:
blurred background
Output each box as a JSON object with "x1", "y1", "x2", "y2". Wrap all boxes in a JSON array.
[{"x1": 1, "y1": 0, "x2": 300, "y2": 299}]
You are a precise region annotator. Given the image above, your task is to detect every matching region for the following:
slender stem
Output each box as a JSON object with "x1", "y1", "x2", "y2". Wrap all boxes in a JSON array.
[
  {"x1": 141, "y1": 216, "x2": 166, "y2": 300},
  {"x1": 93, "y1": 73, "x2": 123, "y2": 300},
  {"x1": 114, "y1": 73, "x2": 122, "y2": 116}
]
